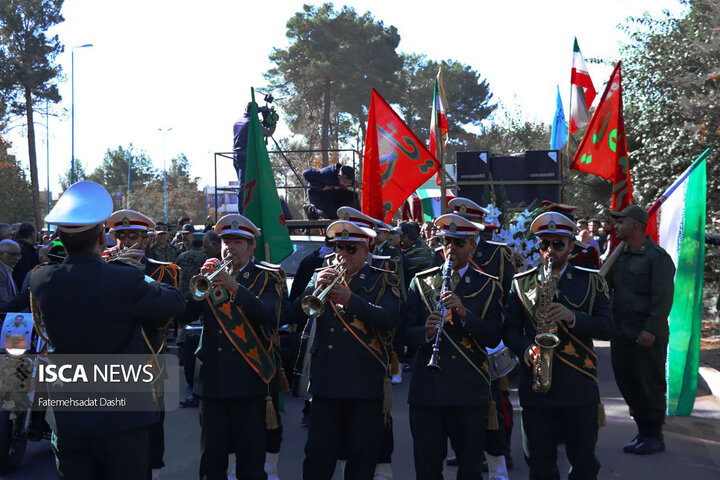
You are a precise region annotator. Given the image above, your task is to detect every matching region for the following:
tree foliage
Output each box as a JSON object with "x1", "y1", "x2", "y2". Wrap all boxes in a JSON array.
[
  {"x1": 619, "y1": 0, "x2": 720, "y2": 208},
  {"x1": 0, "y1": 0, "x2": 64, "y2": 229},
  {"x1": 266, "y1": 3, "x2": 401, "y2": 165},
  {"x1": 0, "y1": 136, "x2": 33, "y2": 223}
]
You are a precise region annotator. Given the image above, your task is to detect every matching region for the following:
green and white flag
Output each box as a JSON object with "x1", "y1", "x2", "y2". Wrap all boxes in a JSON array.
[
  {"x1": 243, "y1": 88, "x2": 293, "y2": 264},
  {"x1": 647, "y1": 149, "x2": 708, "y2": 415}
]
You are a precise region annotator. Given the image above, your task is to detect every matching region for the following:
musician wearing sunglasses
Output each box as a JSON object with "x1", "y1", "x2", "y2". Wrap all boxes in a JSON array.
[
  {"x1": 291, "y1": 220, "x2": 401, "y2": 480},
  {"x1": 105, "y1": 209, "x2": 182, "y2": 478},
  {"x1": 402, "y1": 213, "x2": 503, "y2": 480},
  {"x1": 176, "y1": 213, "x2": 287, "y2": 480},
  {"x1": 502, "y1": 211, "x2": 613, "y2": 480}
]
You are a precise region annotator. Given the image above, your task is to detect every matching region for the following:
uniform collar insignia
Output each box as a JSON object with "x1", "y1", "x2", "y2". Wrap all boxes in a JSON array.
[
  {"x1": 243, "y1": 271, "x2": 250, "y2": 279},
  {"x1": 122, "y1": 216, "x2": 130, "y2": 227},
  {"x1": 465, "y1": 276, "x2": 471, "y2": 283},
  {"x1": 359, "y1": 273, "x2": 366, "y2": 280},
  {"x1": 567, "y1": 272, "x2": 573, "y2": 280}
]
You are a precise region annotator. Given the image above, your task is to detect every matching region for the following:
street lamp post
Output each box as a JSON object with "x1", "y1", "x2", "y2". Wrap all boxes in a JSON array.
[
  {"x1": 71, "y1": 43, "x2": 93, "y2": 184},
  {"x1": 158, "y1": 128, "x2": 173, "y2": 224}
]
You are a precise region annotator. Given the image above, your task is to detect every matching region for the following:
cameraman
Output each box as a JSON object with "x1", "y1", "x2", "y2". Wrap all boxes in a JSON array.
[
  {"x1": 302, "y1": 164, "x2": 359, "y2": 219},
  {"x1": 233, "y1": 101, "x2": 277, "y2": 213}
]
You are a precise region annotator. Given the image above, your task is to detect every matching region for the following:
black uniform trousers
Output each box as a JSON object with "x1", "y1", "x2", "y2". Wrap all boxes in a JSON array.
[
  {"x1": 303, "y1": 397, "x2": 383, "y2": 480},
  {"x1": 409, "y1": 404, "x2": 489, "y2": 480},
  {"x1": 51, "y1": 426, "x2": 150, "y2": 480},
  {"x1": 521, "y1": 405, "x2": 600, "y2": 480},
  {"x1": 199, "y1": 396, "x2": 266, "y2": 480},
  {"x1": 610, "y1": 336, "x2": 668, "y2": 429}
]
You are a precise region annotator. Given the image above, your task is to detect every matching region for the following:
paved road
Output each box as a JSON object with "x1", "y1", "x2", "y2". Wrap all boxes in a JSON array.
[{"x1": 7, "y1": 342, "x2": 720, "y2": 479}]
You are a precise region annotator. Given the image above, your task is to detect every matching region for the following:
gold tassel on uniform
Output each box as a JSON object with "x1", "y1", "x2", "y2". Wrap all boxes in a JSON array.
[
  {"x1": 265, "y1": 395, "x2": 279, "y2": 430},
  {"x1": 279, "y1": 368, "x2": 290, "y2": 393},
  {"x1": 390, "y1": 351, "x2": 400, "y2": 376},
  {"x1": 487, "y1": 400, "x2": 499, "y2": 430},
  {"x1": 597, "y1": 402, "x2": 607, "y2": 428}
]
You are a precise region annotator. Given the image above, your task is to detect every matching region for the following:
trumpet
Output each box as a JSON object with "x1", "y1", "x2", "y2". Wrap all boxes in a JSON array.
[
  {"x1": 189, "y1": 258, "x2": 233, "y2": 301},
  {"x1": 427, "y1": 256, "x2": 453, "y2": 370},
  {"x1": 301, "y1": 258, "x2": 347, "y2": 317}
]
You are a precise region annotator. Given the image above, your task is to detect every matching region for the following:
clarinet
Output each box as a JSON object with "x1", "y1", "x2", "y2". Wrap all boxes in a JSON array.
[{"x1": 427, "y1": 256, "x2": 453, "y2": 370}]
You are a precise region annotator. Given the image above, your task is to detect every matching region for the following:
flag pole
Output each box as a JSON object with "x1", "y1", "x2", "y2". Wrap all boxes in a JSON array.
[{"x1": 565, "y1": 45, "x2": 574, "y2": 203}]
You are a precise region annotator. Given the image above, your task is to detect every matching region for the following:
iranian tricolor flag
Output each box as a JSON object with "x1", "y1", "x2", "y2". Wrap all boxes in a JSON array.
[
  {"x1": 646, "y1": 149, "x2": 708, "y2": 416},
  {"x1": 429, "y1": 68, "x2": 449, "y2": 185},
  {"x1": 570, "y1": 38, "x2": 597, "y2": 133}
]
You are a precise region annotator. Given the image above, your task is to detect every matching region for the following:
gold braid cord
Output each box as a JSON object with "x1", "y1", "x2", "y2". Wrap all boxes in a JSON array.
[{"x1": 28, "y1": 265, "x2": 50, "y2": 348}]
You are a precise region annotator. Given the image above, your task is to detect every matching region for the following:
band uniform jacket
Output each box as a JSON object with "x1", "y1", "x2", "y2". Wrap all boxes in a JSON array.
[
  {"x1": 403, "y1": 265, "x2": 503, "y2": 407},
  {"x1": 178, "y1": 260, "x2": 284, "y2": 398},
  {"x1": 502, "y1": 264, "x2": 613, "y2": 407},
  {"x1": 28, "y1": 252, "x2": 186, "y2": 437},
  {"x1": 433, "y1": 238, "x2": 515, "y2": 300},
  {"x1": 293, "y1": 262, "x2": 401, "y2": 400}
]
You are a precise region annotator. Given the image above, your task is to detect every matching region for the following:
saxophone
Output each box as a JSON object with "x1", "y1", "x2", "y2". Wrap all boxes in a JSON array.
[{"x1": 532, "y1": 257, "x2": 561, "y2": 393}]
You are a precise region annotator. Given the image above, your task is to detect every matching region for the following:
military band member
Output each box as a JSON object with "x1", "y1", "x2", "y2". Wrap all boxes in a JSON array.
[
  {"x1": 176, "y1": 214, "x2": 285, "y2": 480},
  {"x1": 29, "y1": 181, "x2": 185, "y2": 480},
  {"x1": 403, "y1": 213, "x2": 504, "y2": 480},
  {"x1": 442, "y1": 197, "x2": 516, "y2": 476},
  {"x1": 502, "y1": 211, "x2": 613, "y2": 480},
  {"x1": 540, "y1": 201, "x2": 601, "y2": 270},
  {"x1": 293, "y1": 220, "x2": 401, "y2": 480},
  {"x1": 105, "y1": 209, "x2": 181, "y2": 478}
]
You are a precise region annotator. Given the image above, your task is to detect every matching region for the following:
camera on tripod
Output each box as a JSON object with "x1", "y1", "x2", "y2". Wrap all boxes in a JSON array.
[{"x1": 258, "y1": 93, "x2": 279, "y2": 135}]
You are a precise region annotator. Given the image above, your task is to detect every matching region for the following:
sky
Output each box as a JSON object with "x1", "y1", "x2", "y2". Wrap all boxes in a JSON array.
[{"x1": 6, "y1": 0, "x2": 686, "y2": 200}]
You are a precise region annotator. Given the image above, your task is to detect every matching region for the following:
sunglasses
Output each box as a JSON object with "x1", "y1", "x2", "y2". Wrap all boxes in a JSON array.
[
  {"x1": 116, "y1": 231, "x2": 144, "y2": 240},
  {"x1": 334, "y1": 244, "x2": 358, "y2": 255},
  {"x1": 538, "y1": 239, "x2": 568, "y2": 251},
  {"x1": 441, "y1": 237, "x2": 467, "y2": 248}
]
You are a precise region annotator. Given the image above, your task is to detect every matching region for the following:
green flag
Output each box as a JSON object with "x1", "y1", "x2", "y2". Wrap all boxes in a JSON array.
[{"x1": 243, "y1": 88, "x2": 293, "y2": 263}]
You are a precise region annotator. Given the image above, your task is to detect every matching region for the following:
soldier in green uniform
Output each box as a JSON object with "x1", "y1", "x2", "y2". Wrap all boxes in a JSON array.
[
  {"x1": 399, "y1": 222, "x2": 434, "y2": 288},
  {"x1": 30, "y1": 182, "x2": 185, "y2": 480},
  {"x1": 291, "y1": 220, "x2": 401, "y2": 480},
  {"x1": 606, "y1": 204, "x2": 675, "y2": 455},
  {"x1": 176, "y1": 234, "x2": 207, "y2": 295},
  {"x1": 177, "y1": 213, "x2": 285, "y2": 480},
  {"x1": 503, "y1": 211, "x2": 613, "y2": 480},
  {"x1": 147, "y1": 223, "x2": 178, "y2": 263},
  {"x1": 403, "y1": 213, "x2": 504, "y2": 479}
]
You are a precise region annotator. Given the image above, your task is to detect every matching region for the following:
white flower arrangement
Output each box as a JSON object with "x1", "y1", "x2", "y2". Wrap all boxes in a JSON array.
[{"x1": 485, "y1": 203, "x2": 546, "y2": 272}]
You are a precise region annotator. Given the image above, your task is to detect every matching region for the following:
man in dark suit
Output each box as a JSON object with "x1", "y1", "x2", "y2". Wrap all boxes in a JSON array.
[
  {"x1": 503, "y1": 211, "x2": 613, "y2": 480},
  {"x1": 290, "y1": 220, "x2": 401, "y2": 480},
  {"x1": 12, "y1": 222, "x2": 39, "y2": 288},
  {"x1": 177, "y1": 213, "x2": 285, "y2": 480},
  {"x1": 403, "y1": 213, "x2": 504, "y2": 480},
  {"x1": 29, "y1": 181, "x2": 185, "y2": 480}
]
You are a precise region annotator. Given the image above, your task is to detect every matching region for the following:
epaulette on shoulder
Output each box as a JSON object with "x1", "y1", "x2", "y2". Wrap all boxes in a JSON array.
[
  {"x1": 485, "y1": 240, "x2": 508, "y2": 247},
  {"x1": 573, "y1": 265, "x2": 600, "y2": 275},
  {"x1": 147, "y1": 258, "x2": 175, "y2": 266},
  {"x1": 470, "y1": 266, "x2": 499, "y2": 282},
  {"x1": 371, "y1": 254, "x2": 391, "y2": 260},
  {"x1": 513, "y1": 266, "x2": 539, "y2": 279},
  {"x1": 434, "y1": 246, "x2": 443, "y2": 253},
  {"x1": 256, "y1": 261, "x2": 282, "y2": 272},
  {"x1": 369, "y1": 263, "x2": 397, "y2": 274},
  {"x1": 416, "y1": 265, "x2": 442, "y2": 277}
]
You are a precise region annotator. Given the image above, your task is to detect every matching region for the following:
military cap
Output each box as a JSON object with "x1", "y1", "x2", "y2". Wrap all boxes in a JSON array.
[
  {"x1": 610, "y1": 204, "x2": 649, "y2": 225},
  {"x1": 154, "y1": 222, "x2": 169, "y2": 233},
  {"x1": 540, "y1": 200, "x2": 579, "y2": 222},
  {"x1": 336, "y1": 206, "x2": 377, "y2": 230},
  {"x1": 180, "y1": 223, "x2": 196, "y2": 234},
  {"x1": 326, "y1": 220, "x2": 376, "y2": 243},
  {"x1": 45, "y1": 181, "x2": 114, "y2": 233},
  {"x1": 107, "y1": 210, "x2": 155, "y2": 236},
  {"x1": 447, "y1": 197, "x2": 489, "y2": 221},
  {"x1": 530, "y1": 212, "x2": 576, "y2": 237},
  {"x1": 372, "y1": 218, "x2": 393, "y2": 232},
  {"x1": 434, "y1": 213, "x2": 483, "y2": 238},
  {"x1": 214, "y1": 214, "x2": 261, "y2": 239}
]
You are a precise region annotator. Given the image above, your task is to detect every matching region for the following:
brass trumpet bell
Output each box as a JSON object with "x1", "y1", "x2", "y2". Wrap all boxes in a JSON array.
[
  {"x1": 301, "y1": 259, "x2": 347, "y2": 317},
  {"x1": 189, "y1": 258, "x2": 233, "y2": 301}
]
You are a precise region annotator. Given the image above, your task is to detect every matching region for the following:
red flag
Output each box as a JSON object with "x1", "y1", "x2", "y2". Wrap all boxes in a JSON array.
[
  {"x1": 571, "y1": 62, "x2": 632, "y2": 212},
  {"x1": 362, "y1": 89, "x2": 440, "y2": 222}
]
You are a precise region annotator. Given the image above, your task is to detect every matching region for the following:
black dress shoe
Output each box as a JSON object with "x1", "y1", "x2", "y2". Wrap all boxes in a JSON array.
[
  {"x1": 505, "y1": 454, "x2": 513, "y2": 470},
  {"x1": 634, "y1": 435, "x2": 665, "y2": 455},
  {"x1": 446, "y1": 456, "x2": 458, "y2": 466},
  {"x1": 623, "y1": 434, "x2": 642, "y2": 453}
]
